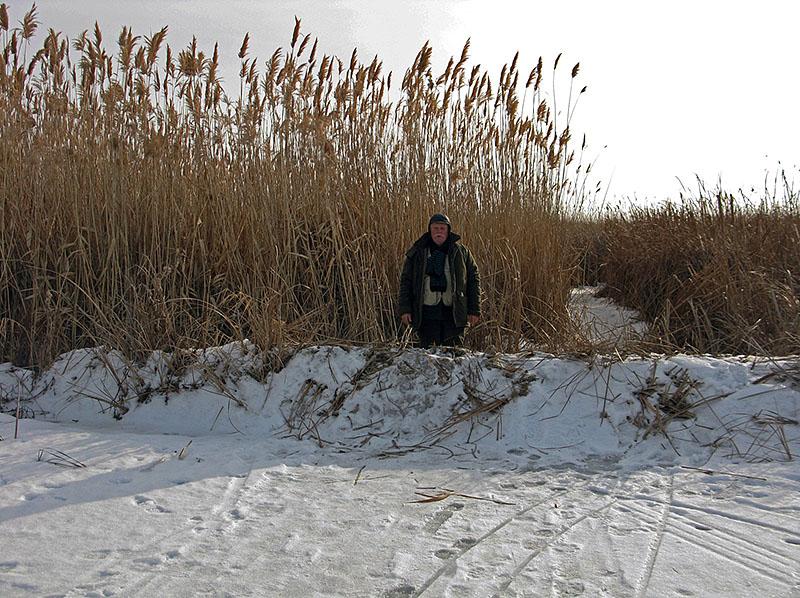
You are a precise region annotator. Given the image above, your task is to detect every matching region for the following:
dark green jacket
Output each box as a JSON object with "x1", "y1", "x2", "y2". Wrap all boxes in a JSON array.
[{"x1": 398, "y1": 232, "x2": 481, "y2": 329}]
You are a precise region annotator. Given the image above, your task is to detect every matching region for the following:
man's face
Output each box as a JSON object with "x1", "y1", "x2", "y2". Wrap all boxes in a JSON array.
[{"x1": 430, "y1": 223, "x2": 449, "y2": 246}]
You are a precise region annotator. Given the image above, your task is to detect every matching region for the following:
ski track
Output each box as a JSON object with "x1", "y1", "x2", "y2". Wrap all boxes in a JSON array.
[
  {"x1": 621, "y1": 498, "x2": 798, "y2": 589},
  {"x1": 633, "y1": 473, "x2": 673, "y2": 598},
  {"x1": 671, "y1": 499, "x2": 800, "y2": 539},
  {"x1": 411, "y1": 478, "x2": 600, "y2": 597},
  {"x1": 491, "y1": 496, "x2": 622, "y2": 597},
  {"x1": 415, "y1": 473, "x2": 636, "y2": 597},
  {"x1": 415, "y1": 469, "x2": 799, "y2": 598},
  {"x1": 625, "y1": 493, "x2": 800, "y2": 539},
  {"x1": 489, "y1": 472, "x2": 676, "y2": 597},
  {"x1": 668, "y1": 506, "x2": 797, "y2": 573}
]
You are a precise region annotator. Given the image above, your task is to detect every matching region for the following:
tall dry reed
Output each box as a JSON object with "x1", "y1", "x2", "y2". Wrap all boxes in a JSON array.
[
  {"x1": 0, "y1": 5, "x2": 590, "y2": 366},
  {"x1": 583, "y1": 180, "x2": 800, "y2": 354}
]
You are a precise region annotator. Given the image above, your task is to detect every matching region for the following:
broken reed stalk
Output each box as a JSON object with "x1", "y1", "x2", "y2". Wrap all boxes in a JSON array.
[
  {"x1": 37, "y1": 447, "x2": 86, "y2": 468},
  {"x1": 679, "y1": 465, "x2": 767, "y2": 482},
  {"x1": 410, "y1": 487, "x2": 515, "y2": 505},
  {"x1": 15, "y1": 379, "x2": 21, "y2": 439}
]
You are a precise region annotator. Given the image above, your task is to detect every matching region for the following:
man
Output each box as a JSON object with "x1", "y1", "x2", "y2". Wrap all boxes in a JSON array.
[{"x1": 398, "y1": 213, "x2": 481, "y2": 347}]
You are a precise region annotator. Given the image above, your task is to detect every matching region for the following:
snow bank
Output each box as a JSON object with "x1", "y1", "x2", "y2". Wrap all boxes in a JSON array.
[{"x1": 2, "y1": 343, "x2": 798, "y2": 469}]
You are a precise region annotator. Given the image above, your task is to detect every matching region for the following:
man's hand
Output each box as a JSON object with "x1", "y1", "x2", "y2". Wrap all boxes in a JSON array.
[
  {"x1": 401, "y1": 313, "x2": 412, "y2": 326},
  {"x1": 468, "y1": 314, "x2": 480, "y2": 326}
]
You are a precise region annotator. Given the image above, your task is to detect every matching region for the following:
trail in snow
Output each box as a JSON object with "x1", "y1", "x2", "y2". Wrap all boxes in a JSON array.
[
  {"x1": 633, "y1": 473, "x2": 672, "y2": 598},
  {"x1": 568, "y1": 285, "x2": 648, "y2": 346}
]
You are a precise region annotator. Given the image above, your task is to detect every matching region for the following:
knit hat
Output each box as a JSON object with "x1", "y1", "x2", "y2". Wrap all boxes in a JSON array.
[{"x1": 428, "y1": 213, "x2": 451, "y2": 231}]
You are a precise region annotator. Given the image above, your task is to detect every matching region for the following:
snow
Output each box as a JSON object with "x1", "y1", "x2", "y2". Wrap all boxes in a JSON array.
[
  {"x1": 568, "y1": 285, "x2": 648, "y2": 346},
  {"x1": 1, "y1": 296, "x2": 799, "y2": 596}
]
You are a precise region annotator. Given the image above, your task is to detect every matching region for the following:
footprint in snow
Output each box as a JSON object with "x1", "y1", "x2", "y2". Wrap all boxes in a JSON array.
[
  {"x1": 133, "y1": 495, "x2": 172, "y2": 514},
  {"x1": 97, "y1": 570, "x2": 118, "y2": 578},
  {"x1": 553, "y1": 541, "x2": 580, "y2": 554},
  {"x1": 133, "y1": 556, "x2": 163, "y2": 567},
  {"x1": 452, "y1": 537, "x2": 478, "y2": 550},
  {"x1": 554, "y1": 580, "x2": 585, "y2": 594},
  {"x1": 385, "y1": 585, "x2": 416, "y2": 597},
  {"x1": 84, "y1": 549, "x2": 113, "y2": 560},
  {"x1": 227, "y1": 508, "x2": 246, "y2": 521},
  {"x1": 524, "y1": 479, "x2": 547, "y2": 487},
  {"x1": 423, "y1": 502, "x2": 464, "y2": 534},
  {"x1": 694, "y1": 524, "x2": 712, "y2": 531}
]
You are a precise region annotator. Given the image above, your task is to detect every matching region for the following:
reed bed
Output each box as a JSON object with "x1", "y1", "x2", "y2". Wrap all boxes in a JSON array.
[
  {"x1": 0, "y1": 6, "x2": 589, "y2": 367},
  {"x1": 583, "y1": 181, "x2": 800, "y2": 355}
]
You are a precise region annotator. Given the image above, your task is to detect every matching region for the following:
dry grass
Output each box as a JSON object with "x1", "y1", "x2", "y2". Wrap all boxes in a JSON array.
[
  {"x1": 0, "y1": 5, "x2": 591, "y2": 367},
  {"x1": 575, "y1": 179, "x2": 800, "y2": 355}
]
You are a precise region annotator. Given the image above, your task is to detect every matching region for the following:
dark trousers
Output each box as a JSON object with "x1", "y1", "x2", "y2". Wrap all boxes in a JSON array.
[{"x1": 418, "y1": 306, "x2": 464, "y2": 348}]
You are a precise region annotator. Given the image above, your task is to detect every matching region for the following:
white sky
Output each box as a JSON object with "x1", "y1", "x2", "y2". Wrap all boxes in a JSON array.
[{"x1": 19, "y1": 0, "x2": 800, "y2": 202}]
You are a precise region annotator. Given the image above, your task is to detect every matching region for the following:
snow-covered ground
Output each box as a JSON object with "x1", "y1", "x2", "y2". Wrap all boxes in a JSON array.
[
  {"x1": 568, "y1": 285, "x2": 648, "y2": 346},
  {"x1": 1, "y1": 295, "x2": 799, "y2": 596}
]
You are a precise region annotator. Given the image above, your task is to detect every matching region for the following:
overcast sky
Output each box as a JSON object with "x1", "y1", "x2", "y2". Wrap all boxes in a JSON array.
[{"x1": 20, "y1": 0, "x2": 800, "y2": 202}]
